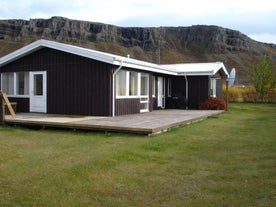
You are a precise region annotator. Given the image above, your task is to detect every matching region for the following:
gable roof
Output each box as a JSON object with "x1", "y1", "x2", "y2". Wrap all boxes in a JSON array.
[
  {"x1": 0, "y1": 39, "x2": 229, "y2": 77},
  {"x1": 162, "y1": 62, "x2": 229, "y2": 77},
  {"x1": 0, "y1": 39, "x2": 177, "y2": 75}
]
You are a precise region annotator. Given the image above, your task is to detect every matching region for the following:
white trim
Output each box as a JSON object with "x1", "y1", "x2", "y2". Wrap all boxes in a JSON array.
[{"x1": 0, "y1": 39, "x2": 177, "y2": 75}]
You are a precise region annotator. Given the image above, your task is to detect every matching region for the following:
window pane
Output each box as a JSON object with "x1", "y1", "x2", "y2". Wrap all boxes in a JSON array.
[
  {"x1": 129, "y1": 71, "x2": 138, "y2": 96},
  {"x1": 141, "y1": 73, "x2": 149, "y2": 96},
  {"x1": 34, "y1": 74, "x2": 43, "y2": 96},
  {"x1": 116, "y1": 70, "x2": 126, "y2": 96},
  {"x1": 210, "y1": 79, "x2": 216, "y2": 97},
  {"x1": 16, "y1": 72, "x2": 29, "y2": 95},
  {"x1": 152, "y1": 76, "x2": 156, "y2": 96},
  {"x1": 167, "y1": 78, "x2": 172, "y2": 97},
  {"x1": 2, "y1": 73, "x2": 14, "y2": 95}
]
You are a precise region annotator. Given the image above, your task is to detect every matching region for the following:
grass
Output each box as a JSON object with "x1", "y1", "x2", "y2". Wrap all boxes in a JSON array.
[{"x1": 0, "y1": 103, "x2": 275, "y2": 207}]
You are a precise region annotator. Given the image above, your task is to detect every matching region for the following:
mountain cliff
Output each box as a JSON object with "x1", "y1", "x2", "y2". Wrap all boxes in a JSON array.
[{"x1": 1, "y1": 16, "x2": 276, "y2": 84}]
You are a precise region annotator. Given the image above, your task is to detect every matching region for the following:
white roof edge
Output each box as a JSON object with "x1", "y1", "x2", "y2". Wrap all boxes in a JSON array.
[
  {"x1": 0, "y1": 39, "x2": 229, "y2": 77},
  {"x1": 0, "y1": 39, "x2": 177, "y2": 75},
  {"x1": 162, "y1": 62, "x2": 229, "y2": 77}
]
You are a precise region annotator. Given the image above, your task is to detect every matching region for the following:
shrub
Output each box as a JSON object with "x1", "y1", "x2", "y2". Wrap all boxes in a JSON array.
[
  {"x1": 198, "y1": 97, "x2": 226, "y2": 110},
  {"x1": 223, "y1": 85, "x2": 276, "y2": 103}
]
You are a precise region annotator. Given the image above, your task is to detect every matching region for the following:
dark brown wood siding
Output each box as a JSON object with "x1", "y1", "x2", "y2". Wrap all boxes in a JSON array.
[
  {"x1": 115, "y1": 98, "x2": 140, "y2": 116},
  {"x1": 0, "y1": 48, "x2": 113, "y2": 116},
  {"x1": 188, "y1": 76, "x2": 209, "y2": 109},
  {"x1": 7, "y1": 98, "x2": 29, "y2": 112}
]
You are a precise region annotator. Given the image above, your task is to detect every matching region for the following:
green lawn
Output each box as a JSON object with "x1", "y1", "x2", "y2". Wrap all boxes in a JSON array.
[{"x1": 0, "y1": 103, "x2": 275, "y2": 207}]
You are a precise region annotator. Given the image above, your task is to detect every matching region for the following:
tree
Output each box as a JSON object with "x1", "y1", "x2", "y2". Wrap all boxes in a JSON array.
[{"x1": 252, "y1": 55, "x2": 276, "y2": 102}]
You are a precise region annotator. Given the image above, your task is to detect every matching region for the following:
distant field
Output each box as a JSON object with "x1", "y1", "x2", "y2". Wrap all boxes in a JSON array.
[{"x1": 0, "y1": 103, "x2": 275, "y2": 207}]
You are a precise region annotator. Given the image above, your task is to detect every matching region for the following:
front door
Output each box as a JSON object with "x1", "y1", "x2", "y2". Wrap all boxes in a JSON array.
[
  {"x1": 157, "y1": 77, "x2": 165, "y2": 108},
  {"x1": 30, "y1": 71, "x2": 47, "y2": 113}
]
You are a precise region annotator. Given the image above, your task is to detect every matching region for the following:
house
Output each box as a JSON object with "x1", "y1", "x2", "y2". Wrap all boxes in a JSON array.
[{"x1": 0, "y1": 39, "x2": 229, "y2": 117}]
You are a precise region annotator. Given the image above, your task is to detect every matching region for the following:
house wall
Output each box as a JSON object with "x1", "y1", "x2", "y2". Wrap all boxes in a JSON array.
[
  {"x1": 166, "y1": 76, "x2": 209, "y2": 109},
  {"x1": 188, "y1": 76, "x2": 209, "y2": 109},
  {"x1": 0, "y1": 48, "x2": 113, "y2": 116},
  {"x1": 115, "y1": 98, "x2": 140, "y2": 116}
]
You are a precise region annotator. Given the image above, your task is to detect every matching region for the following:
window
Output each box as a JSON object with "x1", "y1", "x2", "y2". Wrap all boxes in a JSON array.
[
  {"x1": 152, "y1": 76, "x2": 156, "y2": 97},
  {"x1": 16, "y1": 72, "x2": 29, "y2": 95},
  {"x1": 116, "y1": 70, "x2": 127, "y2": 96},
  {"x1": 33, "y1": 74, "x2": 43, "y2": 95},
  {"x1": 210, "y1": 78, "x2": 216, "y2": 97},
  {"x1": 1, "y1": 73, "x2": 14, "y2": 95},
  {"x1": 167, "y1": 78, "x2": 172, "y2": 97},
  {"x1": 1, "y1": 72, "x2": 30, "y2": 96},
  {"x1": 129, "y1": 71, "x2": 138, "y2": 96},
  {"x1": 140, "y1": 73, "x2": 149, "y2": 96},
  {"x1": 116, "y1": 70, "x2": 150, "y2": 98}
]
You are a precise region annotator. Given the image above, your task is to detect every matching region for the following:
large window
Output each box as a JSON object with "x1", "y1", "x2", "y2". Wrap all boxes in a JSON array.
[
  {"x1": 1, "y1": 72, "x2": 29, "y2": 96},
  {"x1": 116, "y1": 70, "x2": 150, "y2": 98}
]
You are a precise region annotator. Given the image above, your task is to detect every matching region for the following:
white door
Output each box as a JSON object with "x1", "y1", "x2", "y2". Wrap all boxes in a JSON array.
[
  {"x1": 157, "y1": 77, "x2": 165, "y2": 108},
  {"x1": 30, "y1": 71, "x2": 47, "y2": 113},
  {"x1": 140, "y1": 73, "x2": 149, "y2": 112}
]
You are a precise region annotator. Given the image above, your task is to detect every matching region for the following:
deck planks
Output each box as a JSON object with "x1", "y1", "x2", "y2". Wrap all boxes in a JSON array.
[{"x1": 4, "y1": 110, "x2": 224, "y2": 135}]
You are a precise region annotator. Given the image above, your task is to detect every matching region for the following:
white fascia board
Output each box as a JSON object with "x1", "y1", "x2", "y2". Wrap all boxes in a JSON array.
[
  {"x1": 177, "y1": 71, "x2": 213, "y2": 76},
  {"x1": 0, "y1": 39, "x2": 176, "y2": 75},
  {"x1": 0, "y1": 40, "x2": 43, "y2": 67},
  {"x1": 40, "y1": 40, "x2": 116, "y2": 64},
  {"x1": 163, "y1": 62, "x2": 229, "y2": 77},
  {"x1": 0, "y1": 39, "x2": 116, "y2": 67},
  {"x1": 112, "y1": 58, "x2": 177, "y2": 75}
]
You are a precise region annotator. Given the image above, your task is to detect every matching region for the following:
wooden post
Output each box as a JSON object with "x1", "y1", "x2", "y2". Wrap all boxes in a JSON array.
[
  {"x1": 2, "y1": 93, "x2": 16, "y2": 118},
  {"x1": 0, "y1": 92, "x2": 4, "y2": 125},
  {"x1": 225, "y1": 80, "x2": 229, "y2": 111}
]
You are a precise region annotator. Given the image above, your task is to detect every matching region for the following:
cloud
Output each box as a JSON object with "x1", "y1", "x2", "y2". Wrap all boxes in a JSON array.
[
  {"x1": 249, "y1": 33, "x2": 276, "y2": 44},
  {"x1": 0, "y1": 0, "x2": 275, "y2": 43}
]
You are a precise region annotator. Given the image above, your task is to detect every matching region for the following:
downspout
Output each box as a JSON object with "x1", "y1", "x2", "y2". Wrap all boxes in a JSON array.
[
  {"x1": 112, "y1": 60, "x2": 123, "y2": 117},
  {"x1": 184, "y1": 73, "x2": 188, "y2": 109}
]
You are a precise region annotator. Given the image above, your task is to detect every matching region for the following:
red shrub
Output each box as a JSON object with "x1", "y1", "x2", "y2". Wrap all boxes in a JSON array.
[{"x1": 198, "y1": 97, "x2": 226, "y2": 110}]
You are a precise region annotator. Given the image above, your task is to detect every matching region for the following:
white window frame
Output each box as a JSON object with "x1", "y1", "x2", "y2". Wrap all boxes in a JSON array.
[
  {"x1": 1, "y1": 72, "x2": 30, "y2": 98},
  {"x1": 210, "y1": 78, "x2": 217, "y2": 97},
  {"x1": 116, "y1": 70, "x2": 151, "y2": 100},
  {"x1": 152, "y1": 76, "x2": 156, "y2": 97}
]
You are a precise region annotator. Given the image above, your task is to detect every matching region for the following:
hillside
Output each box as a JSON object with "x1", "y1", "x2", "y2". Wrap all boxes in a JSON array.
[{"x1": 0, "y1": 16, "x2": 276, "y2": 84}]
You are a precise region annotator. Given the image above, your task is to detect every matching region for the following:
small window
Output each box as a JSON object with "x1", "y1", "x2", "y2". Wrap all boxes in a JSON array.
[
  {"x1": 152, "y1": 76, "x2": 156, "y2": 97},
  {"x1": 1, "y1": 73, "x2": 14, "y2": 95},
  {"x1": 16, "y1": 72, "x2": 29, "y2": 95},
  {"x1": 210, "y1": 78, "x2": 216, "y2": 97},
  {"x1": 167, "y1": 78, "x2": 172, "y2": 97}
]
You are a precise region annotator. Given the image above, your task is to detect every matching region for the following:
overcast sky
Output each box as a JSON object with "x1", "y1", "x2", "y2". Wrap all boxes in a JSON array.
[{"x1": 1, "y1": 0, "x2": 276, "y2": 44}]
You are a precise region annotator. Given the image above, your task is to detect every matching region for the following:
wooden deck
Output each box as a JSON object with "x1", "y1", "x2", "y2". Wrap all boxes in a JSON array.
[{"x1": 4, "y1": 110, "x2": 224, "y2": 135}]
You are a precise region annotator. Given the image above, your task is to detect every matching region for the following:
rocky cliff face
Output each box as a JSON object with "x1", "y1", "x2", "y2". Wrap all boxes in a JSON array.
[{"x1": 0, "y1": 16, "x2": 275, "y2": 83}]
